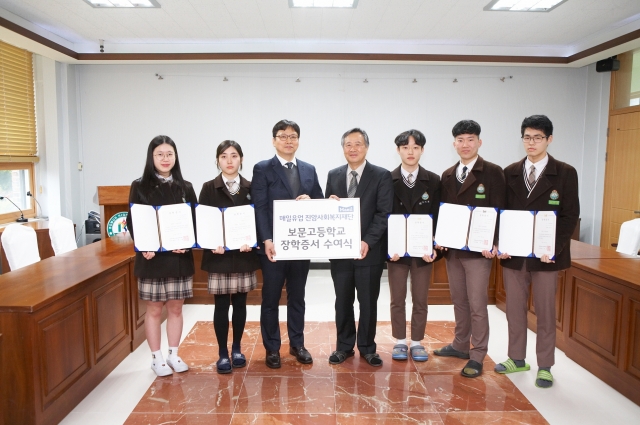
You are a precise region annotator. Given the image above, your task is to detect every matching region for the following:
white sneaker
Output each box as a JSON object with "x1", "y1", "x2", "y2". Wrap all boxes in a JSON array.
[
  {"x1": 151, "y1": 359, "x2": 173, "y2": 377},
  {"x1": 167, "y1": 356, "x2": 189, "y2": 373}
]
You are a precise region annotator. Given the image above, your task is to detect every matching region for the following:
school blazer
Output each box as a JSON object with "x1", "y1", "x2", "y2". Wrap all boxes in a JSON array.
[
  {"x1": 440, "y1": 156, "x2": 505, "y2": 259},
  {"x1": 500, "y1": 155, "x2": 579, "y2": 272},
  {"x1": 127, "y1": 178, "x2": 197, "y2": 279},
  {"x1": 251, "y1": 155, "x2": 324, "y2": 255},
  {"x1": 325, "y1": 161, "x2": 394, "y2": 266},
  {"x1": 198, "y1": 174, "x2": 261, "y2": 274},
  {"x1": 389, "y1": 165, "x2": 443, "y2": 266}
]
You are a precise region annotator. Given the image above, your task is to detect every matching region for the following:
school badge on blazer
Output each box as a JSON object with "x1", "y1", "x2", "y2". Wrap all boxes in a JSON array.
[
  {"x1": 475, "y1": 184, "x2": 486, "y2": 199},
  {"x1": 549, "y1": 190, "x2": 560, "y2": 205},
  {"x1": 421, "y1": 192, "x2": 429, "y2": 201}
]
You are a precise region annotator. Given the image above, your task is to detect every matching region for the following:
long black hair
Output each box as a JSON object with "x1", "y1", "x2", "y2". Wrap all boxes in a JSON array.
[
  {"x1": 138, "y1": 135, "x2": 188, "y2": 200},
  {"x1": 216, "y1": 140, "x2": 244, "y2": 171}
]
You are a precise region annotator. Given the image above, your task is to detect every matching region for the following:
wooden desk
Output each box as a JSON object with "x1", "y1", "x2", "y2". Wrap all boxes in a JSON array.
[
  {"x1": 0, "y1": 221, "x2": 54, "y2": 274},
  {"x1": 0, "y1": 233, "x2": 135, "y2": 425}
]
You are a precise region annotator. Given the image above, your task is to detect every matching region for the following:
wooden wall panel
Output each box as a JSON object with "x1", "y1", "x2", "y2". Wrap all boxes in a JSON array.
[
  {"x1": 92, "y1": 273, "x2": 129, "y2": 363},
  {"x1": 570, "y1": 276, "x2": 623, "y2": 364},
  {"x1": 37, "y1": 297, "x2": 90, "y2": 409}
]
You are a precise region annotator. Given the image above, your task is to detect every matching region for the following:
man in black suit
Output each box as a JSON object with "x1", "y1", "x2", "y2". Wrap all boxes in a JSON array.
[
  {"x1": 325, "y1": 128, "x2": 394, "y2": 367},
  {"x1": 251, "y1": 120, "x2": 324, "y2": 369}
]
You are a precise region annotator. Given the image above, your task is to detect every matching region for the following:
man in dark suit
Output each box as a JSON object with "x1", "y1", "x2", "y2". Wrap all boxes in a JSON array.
[
  {"x1": 387, "y1": 129, "x2": 442, "y2": 362},
  {"x1": 251, "y1": 119, "x2": 324, "y2": 369},
  {"x1": 325, "y1": 128, "x2": 393, "y2": 367},
  {"x1": 496, "y1": 115, "x2": 579, "y2": 389},
  {"x1": 433, "y1": 120, "x2": 505, "y2": 379}
]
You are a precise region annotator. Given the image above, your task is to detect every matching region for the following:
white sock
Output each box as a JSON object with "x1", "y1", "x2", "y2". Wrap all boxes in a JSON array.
[
  {"x1": 396, "y1": 339, "x2": 407, "y2": 346},
  {"x1": 410, "y1": 340, "x2": 422, "y2": 347},
  {"x1": 151, "y1": 350, "x2": 164, "y2": 364},
  {"x1": 168, "y1": 347, "x2": 179, "y2": 360}
]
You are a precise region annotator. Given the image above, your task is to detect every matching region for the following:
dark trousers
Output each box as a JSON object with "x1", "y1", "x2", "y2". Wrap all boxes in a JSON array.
[
  {"x1": 259, "y1": 256, "x2": 310, "y2": 352},
  {"x1": 331, "y1": 259, "x2": 383, "y2": 355}
]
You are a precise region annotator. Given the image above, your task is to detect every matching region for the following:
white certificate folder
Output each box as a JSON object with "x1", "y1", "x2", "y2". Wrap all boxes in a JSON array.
[
  {"x1": 194, "y1": 204, "x2": 258, "y2": 251},
  {"x1": 387, "y1": 214, "x2": 433, "y2": 258},
  {"x1": 130, "y1": 203, "x2": 197, "y2": 252},
  {"x1": 498, "y1": 210, "x2": 557, "y2": 259},
  {"x1": 434, "y1": 203, "x2": 498, "y2": 252}
]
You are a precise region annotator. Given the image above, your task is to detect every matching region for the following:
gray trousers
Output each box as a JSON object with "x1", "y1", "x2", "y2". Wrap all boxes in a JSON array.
[{"x1": 388, "y1": 259, "x2": 433, "y2": 342}]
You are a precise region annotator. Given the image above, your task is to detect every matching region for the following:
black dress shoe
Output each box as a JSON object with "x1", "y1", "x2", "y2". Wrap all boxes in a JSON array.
[
  {"x1": 265, "y1": 351, "x2": 281, "y2": 369},
  {"x1": 289, "y1": 346, "x2": 313, "y2": 364}
]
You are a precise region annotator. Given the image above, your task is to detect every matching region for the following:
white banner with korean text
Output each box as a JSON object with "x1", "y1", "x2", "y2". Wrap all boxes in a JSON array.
[{"x1": 273, "y1": 198, "x2": 361, "y2": 260}]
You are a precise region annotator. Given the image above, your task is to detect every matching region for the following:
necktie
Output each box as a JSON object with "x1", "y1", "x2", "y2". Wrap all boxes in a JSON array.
[
  {"x1": 284, "y1": 162, "x2": 300, "y2": 196},
  {"x1": 347, "y1": 170, "x2": 358, "y2": 198},
  {"x1": 226, "y1": 180, "x2": 238, "y2": 195},
  {"x1": 408, "y1": 173, "x2": 414, "y2": 184},
  {"x1": 285, "y1": 162, "x2": 293, "y2": 169},
  {"x1": 528, "y1": 165, "x2": 536, "y2": 186},
  {"x1": 460, "y1": 166, "x2": 468, "y2": 182}
]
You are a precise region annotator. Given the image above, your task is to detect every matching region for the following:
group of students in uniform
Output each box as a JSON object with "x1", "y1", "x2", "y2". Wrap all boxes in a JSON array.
[{"x1": 126, "y1": 114, "x2": 579, "y2": 391}]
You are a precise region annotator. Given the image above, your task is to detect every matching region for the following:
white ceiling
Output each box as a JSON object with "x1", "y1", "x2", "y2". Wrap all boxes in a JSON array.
[{"x1": 0, "y1": 0, "x2": 640, "y2": 63}]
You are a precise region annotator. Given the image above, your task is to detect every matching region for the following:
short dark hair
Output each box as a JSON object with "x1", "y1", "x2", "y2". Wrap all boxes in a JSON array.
[
  {"x1": 395, "y1": 129, "x2": 426, "y2": 147},
  {"x1": 521, "y1": 115, "x2": 553, "y2": 138},
  {"x1": 341, "y1": 128, "x2": 370, "y2": 147},
  {"x1": 216, "y1": 140, "x2": 244, "y2": 171},
  {"x1": 272, "y1": 120, "x2": 300, "y2": 138},
  {"x1": 452, "y1": 120, "x2": 481, "y2": 137},
  {"x1": 139, "y1": 135, "x2": 187, "y2": 199}
]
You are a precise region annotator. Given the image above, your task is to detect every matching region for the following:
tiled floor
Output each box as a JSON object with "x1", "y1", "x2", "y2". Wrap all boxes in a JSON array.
[
  {"x1": 60, "y1": 271, "x2": 640, "y2": 425},
  {"x1": 124, "y1": 321, "x2": 546, "y2": 424}
]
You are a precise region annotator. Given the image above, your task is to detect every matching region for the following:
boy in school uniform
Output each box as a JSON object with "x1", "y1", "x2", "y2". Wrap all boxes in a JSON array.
[
  {"x1": 387, "y1": 129, "x2": 442, "y2": 362},
  {"x1": 496, "y1": 115, "x2": 579, "y2": 388},
  {"x1": 433, "y1": 120, "x2": 505, "y2": 378}
]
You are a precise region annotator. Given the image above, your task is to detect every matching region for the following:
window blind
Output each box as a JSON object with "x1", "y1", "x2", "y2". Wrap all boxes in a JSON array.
[{"x1": 0, "y1": 40, "x2": 36, "y2": 159}]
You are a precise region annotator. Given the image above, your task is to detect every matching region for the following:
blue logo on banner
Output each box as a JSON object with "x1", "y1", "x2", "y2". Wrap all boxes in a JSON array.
[{"x1": 339, "y1": 206, "x2": 354, "y2": 212}]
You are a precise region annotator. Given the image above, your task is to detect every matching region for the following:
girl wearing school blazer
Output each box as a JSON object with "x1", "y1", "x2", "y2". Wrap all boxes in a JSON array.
[
  {"x1": 126, "y1": 135, "x2": 197, "y2": 377},
  {"x1": 199, "y1": 140, "x2": 260, "y2": 374}
]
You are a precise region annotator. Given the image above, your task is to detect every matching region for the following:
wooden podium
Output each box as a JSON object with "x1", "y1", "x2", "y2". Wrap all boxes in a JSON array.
[{"x1": 96, "y1": 185, "x2": 266, "y2": 305}]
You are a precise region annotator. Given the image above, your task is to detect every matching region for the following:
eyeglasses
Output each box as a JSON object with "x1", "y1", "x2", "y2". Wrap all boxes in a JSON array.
[
  {"x1": 522, "y1": 136, "x2": 547, "y2": 144},
  {"x1": 344, "y1": 142, "x2": 366, "y2": 150},
  {"x1": 154, "y1": 152, "x2": 175, "y2": 159},
  {"x1": 275, "y1": 134, "x2": 299, "y2": 141}
]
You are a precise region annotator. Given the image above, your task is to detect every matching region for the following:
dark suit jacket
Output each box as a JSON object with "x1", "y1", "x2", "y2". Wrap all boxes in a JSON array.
[
  {"x1": 440, "y1": 155, "x2": 505, "y2": 259},
  {"x1": 389, "y1": 165, "x2": 442, "y2": 266},
  {"x1": 500, "y1": 154, "x2": 579, "y2": 272},
  {"x1": 325, "y1": 161, "x2": 394, "y2": 266},
  {"x1": 126, "y1": 178, "x2": 197, "y2": 279},
  {"x1": 251, "y1": 155, "x2": 324, "y2": 255},
  {"x1": 198, "y1": 174, "x2": 261, "y2": 274}
]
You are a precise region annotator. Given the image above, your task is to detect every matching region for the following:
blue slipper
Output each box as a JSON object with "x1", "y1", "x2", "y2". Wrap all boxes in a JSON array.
[
  {"x1": 392, "y1": 344, "x2": 408, "y2": 360},
  {"x1": 232, "y1": 352, "x2": 246, "y2": 368},
  {"x1": 410, "y1": 345, "x2": 429, "y2": 362},
  {"x1": 216, "y1": 357, "x2": 232, "y2": 374}
]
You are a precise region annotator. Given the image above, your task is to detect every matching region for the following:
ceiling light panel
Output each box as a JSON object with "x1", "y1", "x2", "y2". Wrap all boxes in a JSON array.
[
  {"x1": 83, "y1": 0, "x2": 160, "y2": 8},
  {"x1": 484, "y1": 0, "x2": 568, "y2": 12},
  {"x1": 289, "y1": 0, "x2": 358, "y2": 8}
]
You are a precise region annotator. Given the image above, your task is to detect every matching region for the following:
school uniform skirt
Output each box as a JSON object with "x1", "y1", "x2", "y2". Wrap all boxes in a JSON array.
[
  {"x1": 208, "y1": 272, "x2": 257, "y2": 295},
  {"x1": 138, "y1": 276, "x2": 194, "y2": 302}
]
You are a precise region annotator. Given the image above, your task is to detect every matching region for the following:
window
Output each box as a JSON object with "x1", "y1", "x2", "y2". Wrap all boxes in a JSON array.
[
  {"x1": 611, "y1": 49, "x2": 640, "y2": 110},
  {"x1": 0, "y1": 40, "x2": 37, "y2": 223}
]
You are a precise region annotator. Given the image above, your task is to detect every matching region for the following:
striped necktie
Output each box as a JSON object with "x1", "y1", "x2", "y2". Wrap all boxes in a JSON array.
[{"x1": 347, "y1": 170, "x2": 358, "y2": 198}]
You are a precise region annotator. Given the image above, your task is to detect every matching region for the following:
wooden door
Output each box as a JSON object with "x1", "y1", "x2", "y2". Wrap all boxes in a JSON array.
[{"x1": 601, "y1": 111, "x2": 640, "y2": 249}]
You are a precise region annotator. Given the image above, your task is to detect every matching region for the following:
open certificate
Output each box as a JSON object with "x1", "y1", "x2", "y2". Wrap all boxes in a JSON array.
[
  {"x1": 130, "y1": 203, "x2": 196, "y2": 252},
  {"x1": 467, "y1": 207, "x2": 498, "y2": 252},
  {"x1": 498, "y1": 210, "x2": 535, "y2": 257},
  {"x1": 434, "y1": 203, "x2": 472, "y2": 250},
  {"x1": 533, "y1": 211, "x2": 556, "y2": 259},
  {"x1": 387, "y1": 214, "x2": 433, "y2": 258},
  {"x1": 195, "y1": 204, "x2": 257, "y2": 250}
]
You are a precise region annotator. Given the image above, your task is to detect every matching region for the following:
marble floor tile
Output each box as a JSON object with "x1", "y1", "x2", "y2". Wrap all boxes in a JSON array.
[
  {"x1": 441, "y1": 411, "x2": 549, "y2": 424},
  {"x1": 132, "y1": 372, "x2": 244, "y2": 414},
  {"x1": 246, "y1": 342, "x2": 335, "y2": 376},
  {"x1": 124, "y1": 413, "x2": 233, "y2": 425},
  {"x1": 423, "y1": 373, "x2": 536, "y2": 413},
  {"x1": 334, "y1": 372, "x2": 437, "y2": 414},
  {"x1": 235, "y1": 375, "x2": 336, "y2": 414},
  {"x1": 336, "y1": 412, "x2": 444, "y2": 425},
  {"x1": 230, "y1": 413, "x2": 337, "y2": 424}
]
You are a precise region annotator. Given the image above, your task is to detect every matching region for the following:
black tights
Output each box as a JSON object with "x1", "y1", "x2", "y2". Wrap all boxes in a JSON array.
[{"x1": 213, "y1": 292, "x2": 247, "y2": 357}]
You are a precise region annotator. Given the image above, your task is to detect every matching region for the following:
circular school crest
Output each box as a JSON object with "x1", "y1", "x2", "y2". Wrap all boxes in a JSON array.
[
  {"x1": 421, "y1": 192, "x2": 429, "y2": 201},
  {"x1": 246, "y1": 194, "x2": 251, "y2": 201},
  {"x1": 477, "y1": 184, "x2": 485, "y2": 194},
  {"x1": 107, "y1": 212, "x2": 128, "y2": 237},
  {"x1": 550, "y1": 190, "x2": 559, "y2": 200}
]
